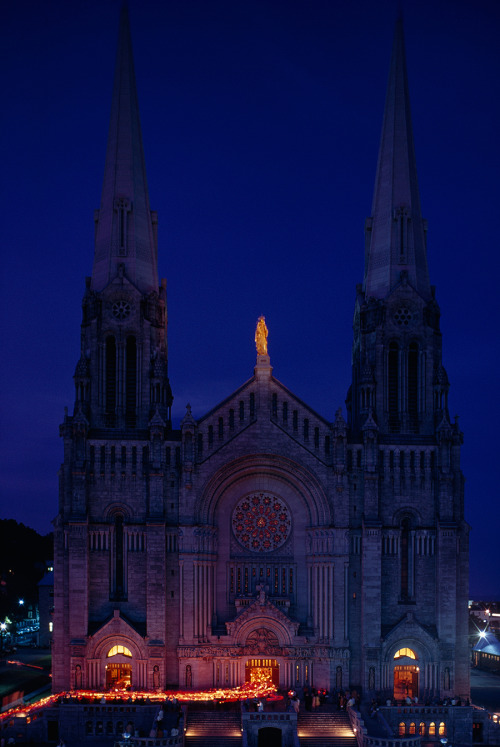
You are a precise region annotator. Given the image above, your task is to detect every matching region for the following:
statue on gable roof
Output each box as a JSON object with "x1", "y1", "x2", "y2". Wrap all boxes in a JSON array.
[{"x1": 255, "y1": 316, "x2": 268, "y2": 355}]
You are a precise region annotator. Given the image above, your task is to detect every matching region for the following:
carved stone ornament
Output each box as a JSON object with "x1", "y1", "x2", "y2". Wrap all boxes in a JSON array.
[{"x1": 111, "y1": 299, "x2": 132, "y2": 320}]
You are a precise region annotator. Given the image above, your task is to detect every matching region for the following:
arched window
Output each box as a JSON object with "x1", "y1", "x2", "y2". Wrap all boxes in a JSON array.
[
  {"x1": 107, "y1": 645, "x2": 132, "y2": 658},
  {"x1": 409, "y1": 722, "x2": 416, "y2": 735},
  {"x1": 105, "y1": 336, "x2": 117, "y2": 424},
  {"x1": 408, "y1": 342, "x2": 419, "y2": 432},
  {"x1": 419, "y1": 722, "x2": 425, "y2": 736},
  {"x1": 125, "y1": 336, "x2": 137, "y2": 427},
  {"x1": 113, "y1": 514, "x2": 125, "y2": 600},
  {"x1": 282, "y1": 401, "x2": 288, "y2": 423},
  {"x1": 429, "y1": 722, "x2": 436, "y2": 736},
  {"x1": 401, "y1": 518, "x2": 411, "y2": 599},
  {"x1": 399, "y1": 722, "x2": 406, "y2": 736},
  {"x1": 394, "y1": 648, "x2": 417, "y2": 660},
  {"x1": 388, "y1": 342, "x2": 400, "y2": 432},
  {"x1": 303, "y1": 418, "x2": 309, "y2": 441},
  {"x1": 439, "y1": 722, "x2": 446, "y2": 736}
]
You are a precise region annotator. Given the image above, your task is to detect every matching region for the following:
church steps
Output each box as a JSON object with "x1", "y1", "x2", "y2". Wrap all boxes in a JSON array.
[
  {"x1": 297, "y1": 711, "x2": 357, "y2": 746},
  {"x1": 185, "y1": 711, "x2": 242, "y2": 746}
]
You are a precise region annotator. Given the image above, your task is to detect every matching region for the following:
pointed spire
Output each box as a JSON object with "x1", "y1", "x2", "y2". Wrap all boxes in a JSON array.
[
  {"x1": 363, "y1": 18, "x2": 431, "y2": 301},
  {"x1": 91, "y1": 3, "x2": 159, "y2": 293}
]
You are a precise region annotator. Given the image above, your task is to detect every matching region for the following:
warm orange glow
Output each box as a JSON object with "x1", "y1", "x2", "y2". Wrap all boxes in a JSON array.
[
  {"x1": 0, "y1": 668, "x2": 278, "y2": 723},
  {"x1": 107, "y1": 645, "x2": 132, "y2": 658},
  {"x1": 394, "y1": 647, "x2": 417, "y2": 660},
  {"x1": 7, "y1": 660, "x2": 44, "y2": 670}
]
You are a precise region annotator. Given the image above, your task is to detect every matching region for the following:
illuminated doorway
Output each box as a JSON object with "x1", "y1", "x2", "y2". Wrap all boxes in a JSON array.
[
  {"x1": 106, "y1": 663, "x2": 132, "y2": 689},
  {"x1": 394, "y1": 665, "x2": 419, "y2": 700},
  {"x1": 245, "y1": 659, "x2": 279, "y2": 688}
]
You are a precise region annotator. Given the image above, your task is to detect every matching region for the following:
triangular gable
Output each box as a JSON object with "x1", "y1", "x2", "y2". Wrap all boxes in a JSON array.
[{"x1": 225, "y1": 592, "x2": 300, "y2": 646}]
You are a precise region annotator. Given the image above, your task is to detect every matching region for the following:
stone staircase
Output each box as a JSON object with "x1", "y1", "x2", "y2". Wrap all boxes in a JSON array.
[
  {"x1": 184, "y1": 711, "x2": 242, "y2": 747},
  {"x1": 297, "y1": 709, "x2": 357, "y2": 747},
  {"x1": 183, "y1": 707, "x2": 357, "y2": 747}
]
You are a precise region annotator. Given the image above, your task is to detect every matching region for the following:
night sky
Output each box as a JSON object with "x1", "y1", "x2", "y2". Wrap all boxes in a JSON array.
[{"x1": 1, "y1": 0, "x2": 499, "y2": 598}]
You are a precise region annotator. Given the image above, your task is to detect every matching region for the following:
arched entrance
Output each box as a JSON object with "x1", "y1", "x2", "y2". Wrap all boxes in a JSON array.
[
  {"x1": 106, "y1": 662, "x2": 132, "y2": 689},
  {"x1": 245, "y1": 658, "x2": 279, "y2": 688},
  {"x1": 393, "y1": 647, "x2": 419, "y2": 700},
  {"x1": 105, "y1": 644, "x2": 133, "y2": 689},
  {"x1": 258, "y1": 727, "x2": 282, "y2": 746}
]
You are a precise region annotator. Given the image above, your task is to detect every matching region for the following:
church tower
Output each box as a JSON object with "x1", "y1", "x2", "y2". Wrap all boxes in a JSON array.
[
  {"x1": 52, "y1": 5, "x2": 179, "y2": 691},
  {"x1": 346, "y1": 18, "x2": 469, "y2": 700}
]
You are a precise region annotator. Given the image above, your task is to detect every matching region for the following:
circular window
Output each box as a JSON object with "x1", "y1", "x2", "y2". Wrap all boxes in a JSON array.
[
  {"x1": 112, "y1": 300, "x2": 131, "y2": 320},
  {"x1": 393, "y1": 307, "x2": 413, "y2": 326},
  {"x1": 232, "y1": 493, "x2": 291, "y2": 552}
]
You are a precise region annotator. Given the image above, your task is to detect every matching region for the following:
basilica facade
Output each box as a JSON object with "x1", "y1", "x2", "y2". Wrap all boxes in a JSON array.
[{"x1": 52, "y1": 8, "x2": 470, "y2": 704}]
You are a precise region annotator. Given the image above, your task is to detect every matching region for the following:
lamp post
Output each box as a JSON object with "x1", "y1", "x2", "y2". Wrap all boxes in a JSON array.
[{"x1": 0, "y1": 622, "x2": 7, "y2": 653}]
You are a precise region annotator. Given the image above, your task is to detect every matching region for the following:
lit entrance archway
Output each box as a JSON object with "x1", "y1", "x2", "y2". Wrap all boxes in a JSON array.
[
  {"x1": 105, "y1": 644, "x2": 133, "y2": 689},
  {"x1": 106, "y1": 662, "x2": 132, "y2": 689},
  {"x1": 393, "y1": 647, "x2": 419, "y2": 700},
  {"x1": 245, "y1": 659, "x2": 279, "y2": 688}
]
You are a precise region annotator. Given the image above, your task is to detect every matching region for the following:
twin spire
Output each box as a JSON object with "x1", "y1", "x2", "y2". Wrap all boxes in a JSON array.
[
  {"x1": 91, "y1": 4, "x2": 158, "y2": 294},
  {"x1": 91, "y1": 10, "x2": 431, "y2": 306},
  {"x1": 364, "y1": 18, "x2": 431, "y2": 301}
]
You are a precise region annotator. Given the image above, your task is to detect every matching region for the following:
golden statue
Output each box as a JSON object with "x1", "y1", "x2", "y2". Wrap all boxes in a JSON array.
[{"x1": 255, "y1": 316, "x2": 268, "y2": 355}]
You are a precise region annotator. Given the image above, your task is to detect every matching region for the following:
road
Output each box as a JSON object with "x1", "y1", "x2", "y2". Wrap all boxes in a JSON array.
[{"x1": 471, "y1": 667, "x2": 500, "y2": 713}]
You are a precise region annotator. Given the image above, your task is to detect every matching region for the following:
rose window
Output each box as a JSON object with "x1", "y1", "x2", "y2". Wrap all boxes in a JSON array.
[
  {"x1": 232, "y1": 493, "x2": 291, "y2": 552},
  {"x1": 393, "y1": 306, "x2": 413, "y2": 326},
  {"x1": 112, "y1": 300, "x2": 131, "y2": 320}
]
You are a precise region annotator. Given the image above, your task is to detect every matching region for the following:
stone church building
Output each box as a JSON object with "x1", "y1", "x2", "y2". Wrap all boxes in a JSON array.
[{"x1": 52, "y1": 7, "x2": 469, "y2": 704}]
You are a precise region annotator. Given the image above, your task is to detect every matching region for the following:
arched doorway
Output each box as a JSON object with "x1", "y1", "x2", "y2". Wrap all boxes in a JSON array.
[
  {"x1": 106, "y1": 662, "x2": 132, "y2": 688},
  {"x1": 393, "y1": 647, "x2": 419, "y2": 701},
  {"x1": 258, "y1": 727, "x2": 282, "y2": 746},
  {"x1": 245, "y1": 658, "x2": 280, "y2": 688},
  {"x1": 105, "y1": 644, "x2": 133, "y2": 689}
]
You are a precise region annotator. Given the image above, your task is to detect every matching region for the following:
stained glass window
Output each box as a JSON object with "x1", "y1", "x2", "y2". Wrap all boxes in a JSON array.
[{"x1": 232, "y1": 493, "x2": 292, "y2": 552}]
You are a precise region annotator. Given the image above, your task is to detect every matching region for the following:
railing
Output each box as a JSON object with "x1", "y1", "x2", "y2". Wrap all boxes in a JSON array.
[
  {"x1": 243, "y1": 712, "x2": 296, "y2": 723},
  {"x1": 115, "y1": 739, "x2": 182, "y2": 747},
  {"x1": 382, "y1": 705, "x2": 453, "y2": 716}
]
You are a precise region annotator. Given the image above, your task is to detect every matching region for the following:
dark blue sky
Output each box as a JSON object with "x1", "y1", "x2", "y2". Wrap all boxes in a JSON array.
[{"x1": 1, "y1": 0, "x2": 499, "y2": 598}]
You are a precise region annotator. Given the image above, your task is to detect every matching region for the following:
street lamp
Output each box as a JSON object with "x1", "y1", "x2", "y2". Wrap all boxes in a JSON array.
[{"x1": 0, "y1": 622, "x2": 7, "y2": 653}]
